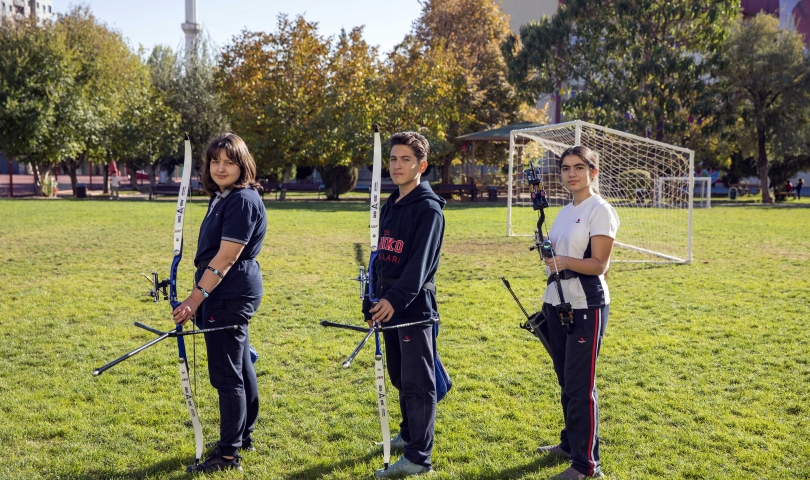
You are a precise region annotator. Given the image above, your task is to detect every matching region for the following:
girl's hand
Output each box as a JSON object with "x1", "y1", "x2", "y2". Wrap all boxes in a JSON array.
[
  {"x1": 369, "y1": 299, "x2": 395, "y2": 323},
  {"x1": 172, "y1": 297, "x2": 200, "y2": 325},
  {"x1": 544, "y1": 254, "x2": 568, "y2": 272}
]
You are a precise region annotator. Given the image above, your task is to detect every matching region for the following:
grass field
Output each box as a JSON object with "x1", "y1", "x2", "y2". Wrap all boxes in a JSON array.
[{"x1": 0, "y1": 197, "x2": 808, "y2": 480}]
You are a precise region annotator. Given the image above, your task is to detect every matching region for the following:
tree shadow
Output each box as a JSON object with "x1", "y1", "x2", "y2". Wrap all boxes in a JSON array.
[
  {"x1": 354, "y1": 243, "x2": 366, "y2": 265},
  {"x1": 283, "y1": 449, "x2": 380, "y2": 480},
  {"x1": 63, "y1": 454, "x2": 194, "y2": 479}
]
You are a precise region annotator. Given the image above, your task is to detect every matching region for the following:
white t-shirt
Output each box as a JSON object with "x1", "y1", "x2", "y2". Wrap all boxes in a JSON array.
[
  {"x1": 540, "y1": 194, "x2": 620, "y2": 309},
  {"x1": 110, "y1": 175, "x2": 120, "y2": 188}
]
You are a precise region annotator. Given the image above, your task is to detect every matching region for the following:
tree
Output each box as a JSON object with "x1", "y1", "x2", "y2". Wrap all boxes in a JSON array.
[
  {"x1": 108, "y1": 74, "x2": 180, "y2": 195},
  {"x1": 714, "y1": 13, "x2": 810, "y2": 203},
  {"x1": 410, "y1": 0, "x2": 524, "y2": 182},
  {"x1": 384, "y1": 36, "x2": 468, "y2": 183},
  {"x1": 218, "y1": 15, "x2": 330, "y2": 199},
  {"x1": 502, "y1": 0, "x2": 738, "y2": 153},
  {"x1": 56, "y1": 6, "x2": 146, "y2": 196},
  {"x1": 0, "y1": 17, "x2": 77, "y2": 195},
  {"x1": 144, "y1": 40, "x2": 226, "y2": 185},
  {"x1": 316, "y1": 27, "x2": 386, "y2": 199}
]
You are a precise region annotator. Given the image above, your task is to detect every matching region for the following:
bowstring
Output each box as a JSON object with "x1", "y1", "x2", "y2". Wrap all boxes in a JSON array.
[{"x1": 188, "y1": 163, "x2": 198, "y2": 403}]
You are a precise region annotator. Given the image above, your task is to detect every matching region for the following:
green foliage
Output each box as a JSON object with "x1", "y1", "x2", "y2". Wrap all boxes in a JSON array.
[
  {"x1": 713, "y1": 13, "x2": 810, "y2": 201},
  {"x1": 108, "y1": 49, "x2": 180, "y2": 189},
  {"x1": 218, "y1": 14, "x2": 329, "y2": 178},
  {"x1": 318, "y1": 27, "x2": 386, "y2": 173},
  {"x1": 384, "y1": 37, "x2": 468, "y2": 168},
  {"x1": 319, "y1": 164, "x2": 359, "y2": 200},
  {"x1": 408, "y1": 0, "x2": 526, "y2": 178},
  {"x1": 0, "y1": 17, "x2": 78, "y2": 194},
  {"x1": 0, "y1": 199, "x2": 808, "y2": 479},
  {"x1": 616, "y1": 169, "x2": 652, "y2": 197},
  {"x1": 53, "y1": 6, "x2": 149, "y2": 195},
  {"x1": 503, "y1": 0, "x2": 738, "y2": 154}
]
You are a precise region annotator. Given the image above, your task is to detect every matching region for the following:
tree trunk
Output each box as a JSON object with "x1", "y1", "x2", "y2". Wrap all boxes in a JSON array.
[
  {"x1": 65, "y1": 155, "x2": 84, "y2": 198},
  {"x1": 31, "y1": 163, "x2": 42, "y2": 196},
  {"x1": 126, "y1": 161, "x2": 140, "y2": 190},
  {"x1": 442, "y1": 157, "x2": 452, "y2": 184},
  {"x1": 146, "y1": 162, "x2": 158, "y2": 200},
  {"x1": 280, "y1": 163, "x2": 292, "y2": 201},
  {"x1": 103, "y1": 164, "x2": 110, "y2": 195},
  {"x1": 757, "y1": 126, "x2": 772, "y2": 204}
]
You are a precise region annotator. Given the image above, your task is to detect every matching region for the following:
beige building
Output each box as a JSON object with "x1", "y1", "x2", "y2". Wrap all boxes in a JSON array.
[
  {"x1": 499, "y1": 0, "x2": 565, "y2": 122},
  {"x1": 1, "y1": 0, "x2": 53, "y2": 25},
  {"x1": 499, "y1": 0, "x2": 561, "y2": 34}
]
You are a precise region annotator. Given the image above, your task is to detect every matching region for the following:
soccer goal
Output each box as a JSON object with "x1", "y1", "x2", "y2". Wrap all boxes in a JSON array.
[{"x1": 507, "y1": 120, "x2": 697, "y2": 263}]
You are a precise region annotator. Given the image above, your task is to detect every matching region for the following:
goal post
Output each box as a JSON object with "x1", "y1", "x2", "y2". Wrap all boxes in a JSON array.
[{"x1": 506, "y1": 120, "x2": 696, "y2": 264}]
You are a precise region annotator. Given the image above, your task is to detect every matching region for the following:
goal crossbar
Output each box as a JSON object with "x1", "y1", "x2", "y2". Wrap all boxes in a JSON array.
[{"x1": 507, "y1": 120, "x2": 696, "y2": 264}]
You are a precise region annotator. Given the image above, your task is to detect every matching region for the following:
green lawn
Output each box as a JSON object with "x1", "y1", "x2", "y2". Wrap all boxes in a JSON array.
[{"x1": 0, "y1": 198, "x2": 808, "y2": 479}]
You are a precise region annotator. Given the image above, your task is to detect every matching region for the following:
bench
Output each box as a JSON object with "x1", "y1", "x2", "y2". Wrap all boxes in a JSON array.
[
  {"x1": 278, "y1": 182, "x2": 324, "y2": 199},
  {"x1": 775, "y1": 191, "x2": 797, "y2": 201},
  {"x1": 258, "y1": 182, "x2": 279, "y2": 199},
  {"x1": 436, "y1": 183, "x2": 478, "y2": 201},
  {"x1": 355, "y1": 183, "x2": 399, "y2": 195},
  {"x1": 152, "y1": 184, "x2": 181, "y2": 197}
]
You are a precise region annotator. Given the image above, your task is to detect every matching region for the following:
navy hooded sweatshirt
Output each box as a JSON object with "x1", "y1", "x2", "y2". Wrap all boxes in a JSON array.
[{"x1": 365, "y1": 181, "x2": 446, "y2": 325}]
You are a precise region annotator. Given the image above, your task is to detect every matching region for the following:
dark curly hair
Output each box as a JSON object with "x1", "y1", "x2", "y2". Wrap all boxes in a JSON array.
[
  {"x1": 390, "y1": 132, "x2": 430, "y2": 163},
  {"x1": 201, "y1": 133, "x2": 261, "y2": 197}
]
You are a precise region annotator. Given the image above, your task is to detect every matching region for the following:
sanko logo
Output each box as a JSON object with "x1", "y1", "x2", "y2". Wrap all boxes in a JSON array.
[{"x1": 378, "y1": 236, "x2": 404, "y2": 253}]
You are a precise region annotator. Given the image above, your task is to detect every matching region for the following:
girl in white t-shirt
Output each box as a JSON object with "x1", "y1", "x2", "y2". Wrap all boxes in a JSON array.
[{"x1": 535, "y1": 145, "x2": 619, "y2": 480}]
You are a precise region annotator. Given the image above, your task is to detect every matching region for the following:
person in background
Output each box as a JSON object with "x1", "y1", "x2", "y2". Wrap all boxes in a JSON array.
[
  {"x1": 110, "y1": 171, "x2": 120, "y2": 200},
  {"x1": 797, "y1": 178, "x2": 804, "y2": 200}
]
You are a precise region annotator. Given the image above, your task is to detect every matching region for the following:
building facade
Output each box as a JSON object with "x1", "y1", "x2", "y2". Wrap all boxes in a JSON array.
[{"x1": 1, "y1": 0, "x2": 53, "y2": 25}]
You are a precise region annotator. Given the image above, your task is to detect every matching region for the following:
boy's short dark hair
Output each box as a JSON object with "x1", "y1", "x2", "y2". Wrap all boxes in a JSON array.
[{"x1": 390, "y1": 132, "x2": 430, "y2": 163}]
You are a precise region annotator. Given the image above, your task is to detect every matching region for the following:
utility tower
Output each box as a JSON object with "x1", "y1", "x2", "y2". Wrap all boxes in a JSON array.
[{"x1": 181, "y1": 0, "x2": 201, "y2": 55}]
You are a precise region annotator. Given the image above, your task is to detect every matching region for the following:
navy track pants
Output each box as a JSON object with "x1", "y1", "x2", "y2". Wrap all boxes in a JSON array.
[
  {"x1": 383, "y1": 323, "x2": 436, "y2": 468},
  {"x1": 545, "y1": 303, "x2": 609, "y2": 477}
]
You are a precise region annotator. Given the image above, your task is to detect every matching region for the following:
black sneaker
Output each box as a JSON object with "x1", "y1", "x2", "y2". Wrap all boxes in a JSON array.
[{"x1": 186, "y1": 449, "x2": 242, "y2": 474}]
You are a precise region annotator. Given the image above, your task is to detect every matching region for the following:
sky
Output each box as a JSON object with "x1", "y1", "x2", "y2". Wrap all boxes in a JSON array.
[{"x1": 53, "y1": 1, "x2": 424, "y2": 55}]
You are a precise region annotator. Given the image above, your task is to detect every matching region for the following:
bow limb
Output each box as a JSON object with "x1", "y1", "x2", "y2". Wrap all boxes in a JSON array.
[
  {"x1": 369, "y1": 126, "x2": 390, "y2": 470},
  {"x1": 169, "y1": 135, "x2": 204, "y2": 464}
]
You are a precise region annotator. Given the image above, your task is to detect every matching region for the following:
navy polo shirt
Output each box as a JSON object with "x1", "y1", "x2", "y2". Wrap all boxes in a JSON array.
[{"x1": 194, "y1": 187, "x2": 266, "y2": 300}]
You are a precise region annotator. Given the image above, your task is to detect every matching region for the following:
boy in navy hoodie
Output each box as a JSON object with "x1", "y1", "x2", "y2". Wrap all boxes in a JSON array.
[{"x1": 365, "y1": 131, "x2": 446, "y2": 478}]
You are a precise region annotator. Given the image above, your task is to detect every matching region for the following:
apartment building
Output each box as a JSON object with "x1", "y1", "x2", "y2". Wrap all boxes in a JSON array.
[{"x1": 1, "y1": 0, "x2": 54, "y2": 25}]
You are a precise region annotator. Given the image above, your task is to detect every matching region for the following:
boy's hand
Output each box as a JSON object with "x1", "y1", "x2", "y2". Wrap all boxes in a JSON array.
[{"x1": 369, "y1": 299, "x2": 395, "y2": 323}]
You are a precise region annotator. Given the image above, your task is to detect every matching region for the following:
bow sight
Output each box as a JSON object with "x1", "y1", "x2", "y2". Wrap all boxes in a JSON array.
[
  {"x1": 524, "y1": 160, "x2": 549, "y2": 211},
  {"x1": 142, "y1": 271, "x2": 170, "y2": 302},
  {"x1": 501, "y1": 158, "x2": 574, "y2": 336}
]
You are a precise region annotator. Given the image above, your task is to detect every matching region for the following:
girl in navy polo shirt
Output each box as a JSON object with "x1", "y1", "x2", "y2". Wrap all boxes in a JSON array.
[
  {"x1": 172, "y1": 133, "x2": 267, "y2": 473},
  {"x1": 534, "y1": 146, "x2": 619, "y2": 480}
]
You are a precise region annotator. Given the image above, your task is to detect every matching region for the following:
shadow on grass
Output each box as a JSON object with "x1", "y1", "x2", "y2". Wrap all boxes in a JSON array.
[
  {"x1": 462, "y1": 454, "x2": 566, "y2": 480},
  {"x1": 282, "y1": 449, "x2": 380, "y2": 480},
  {"x1": 610, "y1": 262, "x2": 685, "y2": 273},
  {"x1": 65, "y1": 454, "x2": 194, "y2": 479},
  {"x1": 354, "y1": 243, "x2": 366, "y2": 265},
  {"x1": 261, "y1": 199, "x2": 503, "y2": 213}
]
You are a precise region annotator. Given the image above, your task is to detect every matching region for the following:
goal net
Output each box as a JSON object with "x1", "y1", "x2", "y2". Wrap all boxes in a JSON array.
[{"x1": 507, "y1": 120, "x2": 697, "y2": 263}]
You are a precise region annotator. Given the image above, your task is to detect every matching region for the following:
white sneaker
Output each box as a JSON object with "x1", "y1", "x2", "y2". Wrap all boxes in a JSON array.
[
  {"x1": 373, "y1": 455, "x2": 432, "y2": 478},
  {"x1": 390, "y1": 433, "x2": 407, "y2": 449}
]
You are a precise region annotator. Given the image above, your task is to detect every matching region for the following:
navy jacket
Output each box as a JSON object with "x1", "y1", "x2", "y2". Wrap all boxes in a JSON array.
[{"x1": 365, "y1": 181, "x2": 446, "y2": 325}]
